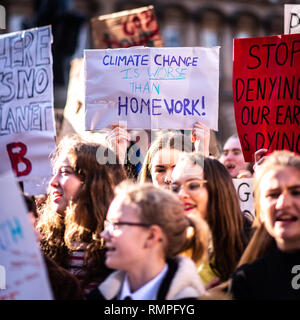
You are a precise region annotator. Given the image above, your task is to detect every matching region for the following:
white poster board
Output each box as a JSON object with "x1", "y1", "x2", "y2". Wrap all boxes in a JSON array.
[
  {"x1": 0, "y1": 26, "x2": 56, "y2": 195},
  {"x1": 284, "y1": 4, "x2": 300, "y2": 34},
  {"x1": 232, "y1": 178, "x2": 255, "y2": 219},
  {"x1": 0, "y1": 171, "x2": 53, "y2": 300},
  {"x1": 85, "y1": 46, "x2": 219, "y2": 130}
]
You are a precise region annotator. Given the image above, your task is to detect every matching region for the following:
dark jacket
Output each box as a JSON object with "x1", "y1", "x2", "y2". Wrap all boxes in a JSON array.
[{"x1": 229, "y1": 246, "x2": 300, "y2": 300}]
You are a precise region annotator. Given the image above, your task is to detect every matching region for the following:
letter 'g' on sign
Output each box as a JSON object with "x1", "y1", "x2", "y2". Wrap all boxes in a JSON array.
[{"x1": 6, "y1": 142, "x2": 32, "y2": 177}]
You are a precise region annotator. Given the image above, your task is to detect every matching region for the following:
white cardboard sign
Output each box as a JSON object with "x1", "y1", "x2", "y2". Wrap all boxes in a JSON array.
[
  {"x1": 85, "y1": 46, "x2": 219, "y2": 130},
  {"x1": 285, "y1": 4, "x2": 300, "y2": 34},
  {"x1": 0, "y1": 26, "x2": 56, "y2": 195},
  {"x1": 0, "y1": 171, "x2": 53, "y2": 300},
  {"x1": 232, "y1": 178, "x2": 255, "y2": 219}
]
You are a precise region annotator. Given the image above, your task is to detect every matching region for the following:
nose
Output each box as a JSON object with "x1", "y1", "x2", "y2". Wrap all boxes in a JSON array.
[
  {"x1": 101, "y1": 228, "x2": 111, "y2": 240},
  {"x1": 225, "y1": 151, "x2": 234, "y2": 161},
  {"x1": 164, "y1": 168, "x2": 174, "y2": 184},
  {"x1": 49, "y1": 171, "x2": 60, "y2": 188},
  {"x1": 275, "y1": 191, "x2": 292, "y2": 210},
  {"x1": 164, "y1": 175, "x2": 172, "y2": 185},
  {"x1": 178, "y1": 185, "x2": 189, "y2": 201}
]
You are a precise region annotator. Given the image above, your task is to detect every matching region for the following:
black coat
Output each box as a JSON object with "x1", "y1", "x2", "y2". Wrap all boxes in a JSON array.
[{"x1": 229, "y1": 246, "x2": 300, "y2": 300}]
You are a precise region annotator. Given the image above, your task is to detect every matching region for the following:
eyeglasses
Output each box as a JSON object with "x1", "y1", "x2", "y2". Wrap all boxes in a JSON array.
[
  {"x1": 170, "y1": 179, "x2": 207, "y2": 194},
  {"x1": 104, "y1": 220, "x2": 152, "y2": 235}
]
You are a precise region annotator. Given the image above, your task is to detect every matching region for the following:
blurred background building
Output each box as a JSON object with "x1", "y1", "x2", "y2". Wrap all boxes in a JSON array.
[{"x1": 1, "y1": 0, "x2": 299, "y2": 145}]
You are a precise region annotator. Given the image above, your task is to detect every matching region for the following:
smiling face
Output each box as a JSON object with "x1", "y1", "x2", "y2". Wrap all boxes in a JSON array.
[
  {"x1": 101, "y1": 195, "x2": 151, "y2": 272},
  {"x1": 259, "y1": 166, "x2": 300, "y2": 252},
  {"x1": 48, "y1": 155, "x2": 82, "y2": 216},
  {"x1": 151, "y1": 148, "x2": 182, "y2": 189},
  {"x1": 220, "y1": 136, "x2": 248, "y2": 178},
  {"x1": 171, "y1": 159, "x2": 209, "y2": 219}
]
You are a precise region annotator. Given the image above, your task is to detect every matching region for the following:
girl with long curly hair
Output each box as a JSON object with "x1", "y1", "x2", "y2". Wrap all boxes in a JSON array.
[{"x1": 37, "y1": 135, "x2": 126, "y2": 296}]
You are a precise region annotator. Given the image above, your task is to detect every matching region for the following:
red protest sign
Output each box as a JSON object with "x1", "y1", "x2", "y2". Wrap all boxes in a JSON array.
[{"x1": 233, "y1": 34, "x2": 300, "y2": 162}]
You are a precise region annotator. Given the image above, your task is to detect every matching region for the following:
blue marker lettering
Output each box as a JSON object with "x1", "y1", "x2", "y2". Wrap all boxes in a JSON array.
[
  {"x1": 141, "y1": 99, "x2": 150, "y2": 115},
  {"x1": 7, "y1": 217, "x2": 23, "y2": 243},
  {"x1": 183, "y1": 99, "x2": 192, "y2": 115},
  {"x1": 102, "y1": 55, "x2": 109, "y2": 65},
  {"x1": 118, "y1": 96, "x2": 128, "y2": 115},
  {"x1": 164, "y1": 99, "x2": 174, "y2": 115},
  {"x1": 175, "y1": 100, "x2": 183, "y2": 113},
  {"x1": 192, "y1": 99, "x2": 201, "y2": 116},
  {"x1": 130, "y1": 98, "x2": 139, "y2": 113},
  {"x1": 154, "y1": 54, "x2": 161, "y2": 66},
  {"x1": 152, "y1": 99, "x2": 162, "y2": 115}
]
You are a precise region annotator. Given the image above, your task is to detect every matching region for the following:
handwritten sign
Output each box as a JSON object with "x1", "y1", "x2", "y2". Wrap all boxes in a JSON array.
[
  {"x1": 233, "y1": 34, "x2": 300, "y2": 162},
  {"x1": 85, "y1": 47, "x2": 219, "y2": 130},
  {"x1": 61, "y1": 58, "x2": 85, "y2": 135},
  {"x1": 0, "y1": 171, "x2": 53, "y2": 300},
  {"x1": 0, "y1": 26, "x2": 56, "y2": 194},
  {"x1": 232, "y1": 178, "x2": 255, "y2": 219},
  {"x1": 285, "y1": 5, "x2": 300, "y2": 34},
  {"x1": 91, "y1": 6, "x2": 163, "y2": 49}
]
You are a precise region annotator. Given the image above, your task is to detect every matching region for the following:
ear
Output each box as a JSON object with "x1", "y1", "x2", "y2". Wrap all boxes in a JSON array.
[{"x1": 144, "y1": 225, "x2": 164, "y2": 249}]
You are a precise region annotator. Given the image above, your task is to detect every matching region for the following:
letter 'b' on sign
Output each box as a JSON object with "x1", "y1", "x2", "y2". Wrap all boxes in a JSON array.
[{"x1": 6, "y1": 142, "x2": 32, "y2": 177}]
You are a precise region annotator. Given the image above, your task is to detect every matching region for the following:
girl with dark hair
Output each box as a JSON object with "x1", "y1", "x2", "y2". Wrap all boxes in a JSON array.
[{"x1": 171, "y1": 153, "x2": 250, "y2": 288}]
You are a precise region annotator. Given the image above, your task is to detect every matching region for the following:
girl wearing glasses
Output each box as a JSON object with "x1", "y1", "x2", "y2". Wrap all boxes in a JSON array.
[
  {"x1": 37, "y1": 135, "x2": 126, "y2": 297},
  {"x1": 88, "y1": 182, "x2": 209, "y2": 300},
  {"x1": 171, "y1": 153, "x2": 250, "y2": 289},
  {"x1": 230, "y1": 151, "x2": 300, "y2": 300}
]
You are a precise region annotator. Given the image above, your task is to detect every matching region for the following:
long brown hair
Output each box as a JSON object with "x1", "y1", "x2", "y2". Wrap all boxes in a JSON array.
[
  {"x1": 180, "y1": 153, "x2": 249, "y2": 281},
  {"x1": 37, "y1": 135, "x2": 127, "y2": 285}
]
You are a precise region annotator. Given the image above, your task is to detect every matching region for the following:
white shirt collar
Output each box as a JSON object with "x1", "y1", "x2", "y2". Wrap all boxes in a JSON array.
[{"x1": 119, "y1": 264, "x2": 168, "y2": 300}]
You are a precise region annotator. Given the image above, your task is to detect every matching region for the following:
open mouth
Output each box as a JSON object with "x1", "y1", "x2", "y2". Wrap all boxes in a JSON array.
[
  {"x1": 276, "y1": 213, "x2": 298, "y2": 223},
  {"x1": 184, "y1": 203, "x2": 197, "y2": 211},
  {"x1": 52, "y1": 191, "x2": 63, "y2": 201},
  {"x1": 226, "y1": 164, "x2": 235, "y2": 170},
  {"x1": 106, "y1": 246, "x2": 116, "y2": 253}
]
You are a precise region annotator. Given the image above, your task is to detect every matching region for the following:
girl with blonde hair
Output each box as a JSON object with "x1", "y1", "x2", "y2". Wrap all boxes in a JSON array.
[
  {"x1": 88, "y1": 182, "x2": 209, "y2": 300},
  {"x1": 230, "y1": 150, "x2": 300, "y2": 299}
]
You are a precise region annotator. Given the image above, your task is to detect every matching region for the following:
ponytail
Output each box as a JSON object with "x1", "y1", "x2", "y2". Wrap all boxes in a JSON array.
[{"x1": 179, "y1": 214, "x2": 210, "y2": 264}]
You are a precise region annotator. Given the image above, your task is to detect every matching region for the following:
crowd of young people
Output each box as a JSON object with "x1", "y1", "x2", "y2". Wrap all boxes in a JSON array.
[{"x1": 22, "y1": 123, "x2": 300, "y2": 300}]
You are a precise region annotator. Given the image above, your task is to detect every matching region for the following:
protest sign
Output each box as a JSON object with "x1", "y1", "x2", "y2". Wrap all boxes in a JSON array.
[
  {"x1": 91, "y1": 6, "x2": 163, "y2": 49},
  {"x1": 233, "y1": 34, "x2": 300, "y2": 162},
  {"x1": 232, "y1": 178, "x2": 255, "y2": 219},
  {"x1": 0, "y1": 26, "x2": 56, "y2": 194},
  {"x1": 85, "y1": 46, "x2": 219, "y2": 130},
  {"x1": 61, "y1": 58, "x2": 85, "y2": 136},
  {"x1": 285, "y1": 4, "x2": 300, "y2": 34},
  {"x1": 0, "y1": 171, "x2": 53, "y2": 300}
]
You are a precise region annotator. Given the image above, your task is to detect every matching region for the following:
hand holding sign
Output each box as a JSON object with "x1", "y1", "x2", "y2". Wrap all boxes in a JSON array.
[
  {"x1": 192, "y1": 121, "x2": 210, "y2": 157},
  {"x1": 106, "y1": 124, "x2": 130, "y2": 164}
]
